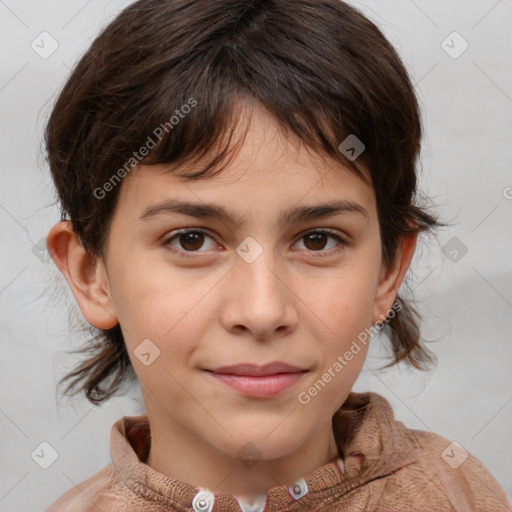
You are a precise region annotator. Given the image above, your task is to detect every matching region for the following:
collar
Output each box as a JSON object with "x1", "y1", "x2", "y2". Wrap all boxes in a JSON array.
[{"x1": 110, "y1": 391, "x2": 417, "y2": 511}]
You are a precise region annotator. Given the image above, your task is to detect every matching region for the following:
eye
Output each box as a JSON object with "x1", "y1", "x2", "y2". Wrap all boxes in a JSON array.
[
  {"x1": 162, "y1": 229, "x2": 218, "y2": 257},
  {"x1": 161, "y1": 228, "x2": 348, "y2": 258},
  {"x1": 294, "y1": 229, "x2": 347, "y2": 254}
]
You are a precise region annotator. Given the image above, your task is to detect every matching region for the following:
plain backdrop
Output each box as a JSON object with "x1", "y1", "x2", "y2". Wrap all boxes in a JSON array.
[{"x1": 0, "y1": 0, "x2": 511, "y2": 510}]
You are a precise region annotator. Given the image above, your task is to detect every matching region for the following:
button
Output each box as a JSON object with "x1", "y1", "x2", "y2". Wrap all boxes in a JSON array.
[
  {"x1": 192, "y1": 490, "x2": 214, "y2": 512},
  {"x1": 288, "y1": 477, "x2": 308, "y2": 500}
]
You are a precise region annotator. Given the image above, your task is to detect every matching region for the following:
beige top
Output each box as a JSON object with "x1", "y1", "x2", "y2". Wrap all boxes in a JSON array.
[{"x1": 45, "y1": 391, "x2": 511, "y2": 512}]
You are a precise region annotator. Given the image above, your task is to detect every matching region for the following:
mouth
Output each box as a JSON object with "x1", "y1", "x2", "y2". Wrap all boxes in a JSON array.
[
  {"x1": 207, "y1": 362, "x2": 306, "y2": 376},
  {"x1": 204, "y1": 362, "x2": 308, "y2": 398}
]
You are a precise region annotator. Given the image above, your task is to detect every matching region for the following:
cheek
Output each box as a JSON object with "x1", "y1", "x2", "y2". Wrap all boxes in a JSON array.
[
  {"x1": 112, "y1": 269, "x2": 217, "y2": 373},
  {"x1": 307, "y1": 266, "x2": 378, "y2": 336},
  {"x1": 108, "y1": 252, "x2": 191, "y2": 331},
  {"x1": 300, "y1": 262, "x2": 377, "y2": 397}
]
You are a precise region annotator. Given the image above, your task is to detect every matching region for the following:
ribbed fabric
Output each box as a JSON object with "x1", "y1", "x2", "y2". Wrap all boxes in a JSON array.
[{"x1": 45, "y1": 391, "x2": 511, "y2": 512}]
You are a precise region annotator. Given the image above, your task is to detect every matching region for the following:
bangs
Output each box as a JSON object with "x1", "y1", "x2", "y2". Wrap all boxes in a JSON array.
[
  {"x1": 114, "y1": 65, "x2": 368, "y2": 185},
  {"x1": 78, "y1": 0, "x2": 385, "y2": 187}
]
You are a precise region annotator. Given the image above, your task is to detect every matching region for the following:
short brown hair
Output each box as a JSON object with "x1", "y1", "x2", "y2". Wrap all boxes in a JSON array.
[{"x1": 45, "y1": 0, "x2": 448, "y2": 405}]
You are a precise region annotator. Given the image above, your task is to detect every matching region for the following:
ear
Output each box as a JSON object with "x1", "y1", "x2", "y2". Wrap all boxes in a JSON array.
[
  {"x1": 46, "y1": 221, "x2": 118, "y2": 330},
  {"x1": 371, "y1": 233, "x2": 418, "y2": 325}
]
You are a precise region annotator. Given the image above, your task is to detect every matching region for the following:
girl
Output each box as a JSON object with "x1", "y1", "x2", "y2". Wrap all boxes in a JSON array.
[{"x1": 43, "y1": 0, "x2": 511, "y2": 510}]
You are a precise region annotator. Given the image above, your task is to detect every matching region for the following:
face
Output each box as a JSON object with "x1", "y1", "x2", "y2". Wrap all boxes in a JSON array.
[{"x1": 50, "y1": 103, "x2": 414, "y2": 466}]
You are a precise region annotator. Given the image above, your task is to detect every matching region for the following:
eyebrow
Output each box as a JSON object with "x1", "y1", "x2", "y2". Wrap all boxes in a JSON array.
[{"x1": 139, "y1": 198, "x2": 370, "y2": 226}]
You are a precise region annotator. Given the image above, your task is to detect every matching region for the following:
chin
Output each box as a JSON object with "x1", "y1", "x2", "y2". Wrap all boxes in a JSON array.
[{"x1": 214, "y1": 424, "x2": 308, "y2": 462}]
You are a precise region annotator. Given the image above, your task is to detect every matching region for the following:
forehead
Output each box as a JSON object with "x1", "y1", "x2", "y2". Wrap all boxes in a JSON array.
[{"x1": 117, "y1": 103, "x2": 375, "y2": 222}]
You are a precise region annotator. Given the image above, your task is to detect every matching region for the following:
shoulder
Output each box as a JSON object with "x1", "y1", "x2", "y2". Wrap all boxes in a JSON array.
[
  {"x1": 44, "y1": 464, "x2": 127, "y2": 512},
  {"x1": 380, "y1": 425, "x2": 511, "y2": 512},
  {"x1": 332, "y1": 392, "x2": 511, "y2": 511}
]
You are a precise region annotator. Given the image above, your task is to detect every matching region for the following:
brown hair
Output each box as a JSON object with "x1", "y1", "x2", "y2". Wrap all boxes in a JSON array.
[{"x1": 45, "y1": 0, "x2": 448, "y2": 405}]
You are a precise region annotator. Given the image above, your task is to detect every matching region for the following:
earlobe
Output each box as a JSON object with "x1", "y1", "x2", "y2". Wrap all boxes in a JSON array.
[
  {"x1": 372, "y1": 233, "x2": 417, "y2": 325},
  {"x1": 46, "y1": 221, "x2": 119, "y2": 330}
]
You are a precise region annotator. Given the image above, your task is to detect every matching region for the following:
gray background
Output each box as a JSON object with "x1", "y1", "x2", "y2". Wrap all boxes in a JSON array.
[{"x1": 0, "y1": 0, "x2": 511, "y2": 510}]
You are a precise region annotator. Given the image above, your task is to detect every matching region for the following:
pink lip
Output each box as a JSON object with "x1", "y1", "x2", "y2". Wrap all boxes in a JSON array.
[
  {"x1": 208, "y1": 373, "x2": 305, "y2": 398},
  {"x1": 209, "y1": 362, "x2": 306, "y2": 376},
  {"x1": 205, "y1": 362, "x2": 307, "y2": 398}
]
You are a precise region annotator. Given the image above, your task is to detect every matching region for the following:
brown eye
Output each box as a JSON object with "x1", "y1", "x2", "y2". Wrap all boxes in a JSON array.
[
  {"x1": 162, "y1": 228, "x2": 347, "y2": 259},
  {"x1": 303, "y1": 232, "x2": 329, "y2": 251},
  {"x1": 295, "y1": 230, "x2": 347, "y2": 253},
  {"x1": 162, "y1": 229, "x2": 217, "y2": 255},
  {"x1": 177, "y1": 231, "x2": 205, "y2": 251}
]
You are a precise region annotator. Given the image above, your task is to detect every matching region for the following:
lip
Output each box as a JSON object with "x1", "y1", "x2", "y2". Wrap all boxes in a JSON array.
[
  {"x1": 208, "y1": 362, "x2": 306, "y2": 376},
  {"x1": 208, "y1": 373, "x2": 306, "y2": 398},
  {"x1": 204, "y1": 362, "x2": 308, "y2": 398}
]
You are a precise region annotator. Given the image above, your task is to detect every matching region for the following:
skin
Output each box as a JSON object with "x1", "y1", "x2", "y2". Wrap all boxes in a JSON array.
[{"x1": 47, "y1": 103, "x2": 417, "y2": 500}]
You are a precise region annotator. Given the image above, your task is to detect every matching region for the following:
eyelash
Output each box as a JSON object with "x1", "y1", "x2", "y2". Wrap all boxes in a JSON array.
[{"x1": 161, "y1": 228, "x2": 348, "y2": 259}]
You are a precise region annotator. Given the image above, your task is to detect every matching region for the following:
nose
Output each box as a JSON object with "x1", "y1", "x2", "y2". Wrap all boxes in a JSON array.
[{"x1": 220, "y1": 247, "x2": 298, "y2": 341}]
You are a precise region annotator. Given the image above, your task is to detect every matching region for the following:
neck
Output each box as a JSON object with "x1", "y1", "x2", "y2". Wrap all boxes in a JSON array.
[{"x1": 144, "y1": 401, "x2": 340, "y2": 498}]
